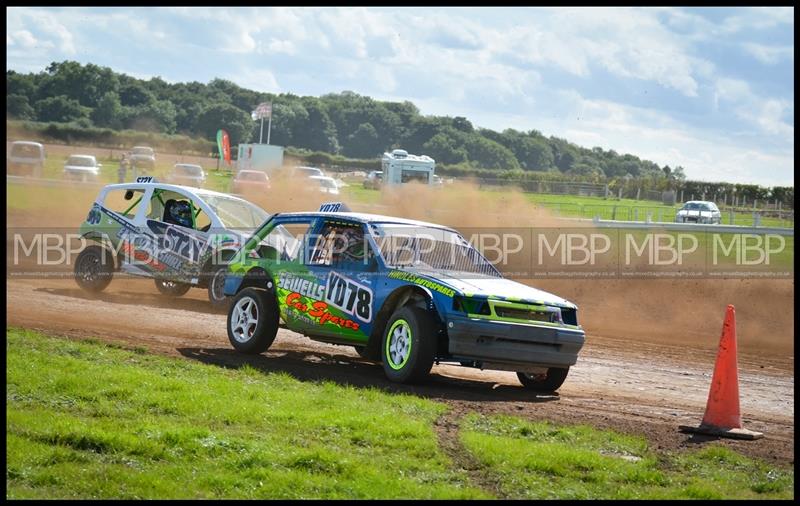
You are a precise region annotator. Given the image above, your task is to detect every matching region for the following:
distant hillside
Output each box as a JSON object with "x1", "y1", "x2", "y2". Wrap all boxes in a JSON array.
[{"x1": 6, "y1": 61, "x2": 793, "y2": 205}]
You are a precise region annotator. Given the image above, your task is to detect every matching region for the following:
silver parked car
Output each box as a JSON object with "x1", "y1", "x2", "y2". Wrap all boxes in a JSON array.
[
  {"x1": 63, "y1": 154, "x2": 102, "y2": 182},
  {"x1": 129, "y1": 146, "x2": 156, "y2": 170},
  {"x1": 675, "y1": 201, "x2": 721, "y2": 224},
  {"x1": 168, "y1": 163, "x2": 206, "y2": 188}
]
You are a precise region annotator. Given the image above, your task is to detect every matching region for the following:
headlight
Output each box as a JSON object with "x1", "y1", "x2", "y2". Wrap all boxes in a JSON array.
[{"x1": 452, "y1": 296, "x2": 490, "y2": 315}]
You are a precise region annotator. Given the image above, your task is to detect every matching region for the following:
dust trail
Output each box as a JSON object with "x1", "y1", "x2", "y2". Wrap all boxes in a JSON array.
[{"x1": 6, "y1": 154, "x2": 793, "y2": 358}]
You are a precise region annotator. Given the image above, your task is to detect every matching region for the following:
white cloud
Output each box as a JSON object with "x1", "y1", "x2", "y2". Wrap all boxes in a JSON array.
[
  {"x1": 742, "y1": 42, "x2": 794, "y2": 65},
  {"x1": 714, "y1": 78, "x2": 794, "y2": 142},
  {"x1": 228, "y1": 69, "x2": 280, "y2": 94},
  {"x1": 488, "y1": 7, "x2": 709, "y2": 97}
]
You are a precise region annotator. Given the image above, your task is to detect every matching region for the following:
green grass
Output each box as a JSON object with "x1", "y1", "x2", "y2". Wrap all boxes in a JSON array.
[
  {"x1": 460, "y1": 414, "x2": 794, "y2": 500},
  {"x1": 7, "y1": 327, "x2": 795, "y2": 499},
  {"x1": 518, "y1": 192, "x2": 793, "y2": 228},
  {"x1": 6, "y1": 328, "x2": 486, "y2": 499}
]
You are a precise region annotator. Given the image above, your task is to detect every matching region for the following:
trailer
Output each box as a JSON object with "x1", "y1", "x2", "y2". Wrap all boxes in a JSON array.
[{"x1": 381, "y1": 149, "x2": 435, "y2": 185}]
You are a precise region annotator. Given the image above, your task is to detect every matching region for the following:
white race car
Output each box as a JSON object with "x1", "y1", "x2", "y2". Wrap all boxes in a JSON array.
[
  {"x1": 74, "y1": 177, "x2": 270, "y2": 307},
  {"x1": 675, "y1": 201, "x2": 721, "y2": 224}
]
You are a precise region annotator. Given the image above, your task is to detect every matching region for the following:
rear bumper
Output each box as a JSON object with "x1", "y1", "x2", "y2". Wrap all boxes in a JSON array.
[{"x1": 445, "y1": 314, "x2": 585, "y2": 368}]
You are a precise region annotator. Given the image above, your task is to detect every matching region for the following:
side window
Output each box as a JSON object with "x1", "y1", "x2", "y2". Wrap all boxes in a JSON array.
[
  {"x1": 102, "y1": 189, "x2": 150, "y2": 219},
  {"x1": 151, "y1": 190, "x2": 210, "y2": 231},
  {"x1": 309, "y1": 221, "x2": 372, "y2": 269},
  {"x1": 252, "y1": 222, "x2": 311, "y2": 263}
]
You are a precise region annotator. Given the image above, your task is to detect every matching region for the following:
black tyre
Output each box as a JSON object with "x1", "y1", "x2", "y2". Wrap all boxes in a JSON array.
[
  {"x1": 74, "y1": 245, "x2": 114, "y2": 293},
  {"x1": 226, "y1": 288, "x2": 279, "y2": 354},
  {"x1": 353, "y1": 345, "x2": 377, "y2": 360},
  {"x1": 516, "y1": 367, "x2": 570, "y2": 393},
  {"x1": 207, "y1": 265, "x2": 230, "y2": 308},
  {"x1": 154, "y1": 278, "x2": 191, "y2": 297},
  {"x1": 381, "y1": 306, "x2": 438, "y2": 384}
]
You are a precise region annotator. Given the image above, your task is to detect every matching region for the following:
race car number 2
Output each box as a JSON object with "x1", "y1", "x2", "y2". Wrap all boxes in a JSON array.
[{"x1": 325, "y1": 272, "x2": 372, "y2": 323}]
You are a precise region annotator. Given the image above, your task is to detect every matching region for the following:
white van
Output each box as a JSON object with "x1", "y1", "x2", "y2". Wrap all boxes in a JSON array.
[{"x1": 8, "y1": 141, "x2": 46, "y2": 177}]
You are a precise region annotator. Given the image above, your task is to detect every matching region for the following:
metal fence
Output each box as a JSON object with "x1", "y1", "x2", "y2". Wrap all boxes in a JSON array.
[
  {"x1": 538, "y1": 201, "x2": 794, "y2": 228},
  {"x1": 476, "y1": 179, "x2": 609, "y2": 197}
]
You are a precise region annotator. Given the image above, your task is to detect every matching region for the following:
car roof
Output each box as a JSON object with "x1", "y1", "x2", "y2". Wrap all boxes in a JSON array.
[
  {"x1": 12, "y1": 141, "x2": 43, "y2": 146},
  {"x1": 102, "y1": 182, "x2": 243, "y2": 200},
  {"x1": 684, "y1": 201, "x2": 716, "y2": 205},
  {"x1": 309, "y1": 175, "x2": 334, "y2": 181},
  {"x1": 275, "y1": 211, "x2": 456, "y2": 231},
  {"x1": 174, "y1": 163, "x2": 202, "y2": 168},
  {"x1": 68, "y1": 154, "x2": 96, "y2": 159}
]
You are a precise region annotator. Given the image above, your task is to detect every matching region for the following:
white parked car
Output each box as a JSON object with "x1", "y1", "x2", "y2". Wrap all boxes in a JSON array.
[
  {"x1": 168, "y1": 163, "x2": 206, "y2": 187},
  {"x1": 63, "y1": 154, "x2": 102, "y2": 182},
  {"x1": 294, "y1": 165, "x2": 324, "y2": 178},
  {"x1": 675, "y1": 201, "x2": 721, "y2": 224},
  {"x1": 309, "y1": 175, "x2": 340, "y2": 195}
]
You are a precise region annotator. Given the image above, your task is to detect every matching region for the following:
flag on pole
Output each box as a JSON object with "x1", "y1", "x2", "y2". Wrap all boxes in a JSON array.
[
  {"x1": 252, "y1": 102, "x2": 272, "y2": 120},
  {"x1": 216, "y1": 129, "x2": 231, "y2": 166}
]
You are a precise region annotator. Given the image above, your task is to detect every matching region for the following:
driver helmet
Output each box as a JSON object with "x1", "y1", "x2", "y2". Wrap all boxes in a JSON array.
[
  {"x1": 337, "y1": 227, "x2": 365, "y2": 262},
  {"x1": 169, "y1": 200, "x2": 193, "y2": 228}
]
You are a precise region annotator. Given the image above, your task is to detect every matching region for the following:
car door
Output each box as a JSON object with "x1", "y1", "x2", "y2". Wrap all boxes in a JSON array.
[
  {"x1": 301, "y1": 218, "x2": 378, "y2": 345},
  {"x1": 143, "y1": 187, "x2": 214, "y2": 283}
]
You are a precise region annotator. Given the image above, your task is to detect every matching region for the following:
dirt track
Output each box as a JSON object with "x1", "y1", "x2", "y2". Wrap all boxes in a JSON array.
[
  {"x1": 7, "y1": 277, "x2": 794, "y2": 464},
  {"x1": 6, "y1": 171, "x2": 796, "y2": 465}
]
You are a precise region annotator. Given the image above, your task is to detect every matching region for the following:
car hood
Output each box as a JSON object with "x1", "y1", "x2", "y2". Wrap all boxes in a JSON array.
[
  {"x1": 64, "y1": 165, "x2": 98, "y2": 172},
  {"x1": 413, "y1": 272, "x2": 576, "y2": 308}
]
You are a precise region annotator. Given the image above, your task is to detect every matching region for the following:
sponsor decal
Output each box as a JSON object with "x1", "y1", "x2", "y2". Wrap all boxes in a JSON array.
[
  {"x1": 277, "y1": 271, "x2": 325, "y2": 300},
  {"x1": 284, "y1": 292, "x2": 361, "y2": 331},
  {"x1": 324, "y1": 271, "x2": 373, "y2": 322},
  {"x1": 387, "y1": 270, "x2": 456, "y2": 297}
]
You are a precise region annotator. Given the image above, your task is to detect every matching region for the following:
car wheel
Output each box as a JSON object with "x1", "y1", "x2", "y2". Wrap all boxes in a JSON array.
[
  {"x1": 74, "y1": 245, "x2": 114, "y2": 293},
  {"x1": 207, "y1": 265, "x2": 230, "y2": 309},
  {"x1": 381, "y1": 306, "x2": 438, "y2": 384},
  {"x1": 516, "y1": 367, "x2": 570, "y2": 393},
  {"x1": 154, "y1": 278, "x2": 191, "y2": 297},
  {"x1": 227, "y1": 288, "x2": 279, "y2": 354}
]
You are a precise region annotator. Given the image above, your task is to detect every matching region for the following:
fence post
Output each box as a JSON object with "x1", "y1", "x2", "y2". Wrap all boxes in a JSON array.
[
  {"x1": 679, "y1": 190, "x2": 683, "y2": 203},
  {"x1": 636, "y1": 187, "x2": 641, "y2": 200},
  {"x1": 657, "y1": 209, "x2": 662, "y2": 222},
  {"x1": 611, "y1": 205, "x2": 616, "y2": 220},
  {"x1": 729, "y1": 209, "x2": 734, "y2": 225},
  {"x1": 633, "y1": 208, "x2": 639, "y2": 221}
]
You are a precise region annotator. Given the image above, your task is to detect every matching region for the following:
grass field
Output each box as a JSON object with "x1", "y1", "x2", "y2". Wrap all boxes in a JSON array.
[{"x1": 6, "y1": 327, "x2": 793, "y2": 499}]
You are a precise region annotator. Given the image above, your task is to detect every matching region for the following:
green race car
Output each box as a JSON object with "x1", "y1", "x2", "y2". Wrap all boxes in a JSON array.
[{"x1": 223, "y1": 203, "x2": 586, "y2": 391}]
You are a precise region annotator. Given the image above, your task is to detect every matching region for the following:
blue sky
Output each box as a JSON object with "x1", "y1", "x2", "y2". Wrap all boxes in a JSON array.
[{"x1": 6, "y1": 6, "x2": 794, "y2": 186}]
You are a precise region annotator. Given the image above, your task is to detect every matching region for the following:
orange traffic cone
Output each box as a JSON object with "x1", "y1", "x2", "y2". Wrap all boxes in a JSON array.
[{"x1": 679, "y1": 305, "x2": 764, "y2": 440}]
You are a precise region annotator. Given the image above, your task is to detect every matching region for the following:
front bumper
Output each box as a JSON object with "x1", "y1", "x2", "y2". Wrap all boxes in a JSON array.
[{"x1": 446, "y1": 314, "x2": 585, "y2": 368}]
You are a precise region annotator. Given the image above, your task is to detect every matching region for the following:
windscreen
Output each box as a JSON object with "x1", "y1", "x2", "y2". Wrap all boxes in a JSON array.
[
  {"x1": 67, "y1": 156, "x2": 95, "y2": 166},
  {"x1": 204, "y1": 195, "x2": 269, "y2": 229},
  {"x1": 372, "y1": 223, "x2": 500, "y2": 277}
]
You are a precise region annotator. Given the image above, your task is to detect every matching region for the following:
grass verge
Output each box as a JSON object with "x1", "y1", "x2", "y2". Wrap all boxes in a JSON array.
[
  {"x1": 6, "y1": 327, "x2": 485, "y2": 499},
  {"x1": 459, "y1": 414, "x2": 793, "y2": 499},
  {"x1": 6, "y1": 327, "x2": 794, "y2": 499}
]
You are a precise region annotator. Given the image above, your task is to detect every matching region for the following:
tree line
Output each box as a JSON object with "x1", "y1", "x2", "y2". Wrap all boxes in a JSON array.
[{"x1": 6, "y1": 61, "x2": 792, "y2": 206}]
